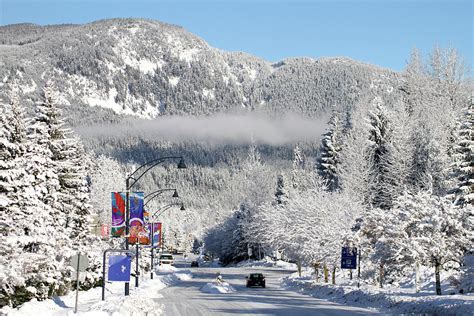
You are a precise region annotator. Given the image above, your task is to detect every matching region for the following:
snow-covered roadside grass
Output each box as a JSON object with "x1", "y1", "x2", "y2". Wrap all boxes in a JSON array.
[
  {"x1": 235, "y1": 258, "x2": 297, "y2": 270},
  {"x1": 0, "y1": 266, "x2": 193, "y2": 316},
  {"x1": 282, "y1": 269, "x2": 474, "y2": 316}
]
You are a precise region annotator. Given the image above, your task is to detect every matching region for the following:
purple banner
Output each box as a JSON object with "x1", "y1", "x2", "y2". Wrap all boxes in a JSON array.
[
  {"x1": 111, "y1": 192, "x2": 126, "y2": 237},
  {"x1": 129, "y1": 192, "x2": 145, "y2": 244}
]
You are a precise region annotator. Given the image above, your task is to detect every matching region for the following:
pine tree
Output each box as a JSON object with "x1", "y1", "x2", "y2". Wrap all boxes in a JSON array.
[
  {"x1": 0, "y1": 86, "x2": 70, "y2": 307},
  {"x1": 318, "y1": 109, "x2": 343, "y2": 191},
  {"x1": 366, "y1": 98, "x2": 401, "y2": 209},
  {"x1": 291, "y1": 144, "x2": 309, "y2": 191},
  {"x1": 274, "y1": 174, "x2": 287, "y2": 205},
  {"x1": 450, "y1": 99, "x2": 474, "y2": 206},
  {"x1": 30, "y1": 81, "x2": 93, "y2": 241}
]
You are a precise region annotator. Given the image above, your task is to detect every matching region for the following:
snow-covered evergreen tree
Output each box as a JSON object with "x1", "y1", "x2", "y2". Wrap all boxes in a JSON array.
[
  {"x1": 30, "y1": 81, "x2": 93, "y2": 241},
  {"x1": 318, "y1": 108, "x2": 343, "y2": 191},
  {"x1": 366, "y1": 98, "x2": 403, "y2": 209},
  {"x1": 0, "y1": 86, "x2": 71, "y2": 307},
  {"x1": 450, "y1": 99, "x2": 474, "y2": 206},
  {"x1": 291, "y1": 144, "x2": 313, "y2": 192},
  {"x1": 0, "y1": 82, "x2": 102, "y2": 308},
  {"x1": 274, "y1": 174, "x2": 288, "y2": 205}
]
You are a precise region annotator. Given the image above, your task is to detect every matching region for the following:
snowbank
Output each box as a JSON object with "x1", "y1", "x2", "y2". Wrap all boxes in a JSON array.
[
  {"x1": 282, "y1": 274, "x2": 474, "y2": 315},
  {"x1": 1, "y1": 278, "x2": 166, "y2": 316},
  {"x1": 235, "y1": 259, "x2": 297, "y2": 270},
  {"x1": 155, "y1": 264, "x2": 178, "y2": 273},
  {"x1": 160, "y1": 271, "x2": 193, "y2": 285},
  {"x1": 235, "y1": 259, "x2": 274, "y2": 268},
  {"x1": 200, "y1": 282, "x2": 236, "y2": 294},
  {"x1": 274, "y1": 260, "x2": 298, "y2": 270},
  {"x1": 1, "y1": 268, "x2": 193, "y2": 315},
  {"x1": 174, "y1": 273, "x2": 192, "y2": 281}
]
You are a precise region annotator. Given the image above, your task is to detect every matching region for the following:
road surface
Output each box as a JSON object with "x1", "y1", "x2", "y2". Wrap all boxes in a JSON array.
[{"x1": 155, "y1": 255, "x2": 379, "y2": 315}]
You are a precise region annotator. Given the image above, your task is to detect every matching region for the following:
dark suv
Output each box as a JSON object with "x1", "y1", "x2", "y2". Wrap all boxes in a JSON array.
[{"x1": 246, "y1": 273, "x2": 265, "y2": 288}]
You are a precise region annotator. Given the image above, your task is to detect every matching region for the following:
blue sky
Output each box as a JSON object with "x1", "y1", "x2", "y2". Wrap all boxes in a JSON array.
[{"x1": 0, "y1": 0, "x2": 472, "y2": 71}]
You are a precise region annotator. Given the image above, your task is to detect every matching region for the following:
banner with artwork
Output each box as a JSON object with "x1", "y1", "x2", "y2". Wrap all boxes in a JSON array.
[
  {"x1": 128, "y1": 192, "x2": 145, "y2": 245},
  {"x1": 149, "y1": 222, "x2": 162, "y2": 246},
  {"x1": 144, "y1": 209, "x2": 150, "y2": 223},
  {"x1": 111, "y1": 192, "x2": 126, "y2": 237}
]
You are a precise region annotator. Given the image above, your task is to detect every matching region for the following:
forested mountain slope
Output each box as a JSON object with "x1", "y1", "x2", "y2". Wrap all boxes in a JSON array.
[{"x1": 0, "y1": 18, "x2": 398, "y2": 124}]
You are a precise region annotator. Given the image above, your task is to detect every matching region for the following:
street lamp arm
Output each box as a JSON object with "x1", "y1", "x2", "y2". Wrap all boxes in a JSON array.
[
  {"x1": 127, "y1": 156, "x2": 183, "y2": 188},
  {"x1": 144, "y1": 188, "x2": 177, "y2": 200},
  {"x1": 150, "y1": 202, "x2": 181, "y2": 221},
  {"x1": 144, "y1": 192, "x2": 166, "y2": 207}
]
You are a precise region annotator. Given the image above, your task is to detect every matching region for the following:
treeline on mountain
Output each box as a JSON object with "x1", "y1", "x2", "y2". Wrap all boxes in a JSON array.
[{"x1": 1, "y1": 18, "x2": 396, "y2": 120}]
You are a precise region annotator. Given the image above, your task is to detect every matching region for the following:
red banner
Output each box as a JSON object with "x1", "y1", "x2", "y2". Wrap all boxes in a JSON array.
[{"x1": 101, "y1": 224, "x2": 109, "y2": 238}]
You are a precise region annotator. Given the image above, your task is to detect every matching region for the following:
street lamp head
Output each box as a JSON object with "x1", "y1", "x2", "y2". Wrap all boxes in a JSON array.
[
  {"x1": 180, "y1": 204, "x2": 186, "y2": 211},
  {"x1": 177, "y1": 158, "x2": 187, "y2": 169},
  {"x1": 172, "y1": 190, "x2": 179, "y2": 198}
]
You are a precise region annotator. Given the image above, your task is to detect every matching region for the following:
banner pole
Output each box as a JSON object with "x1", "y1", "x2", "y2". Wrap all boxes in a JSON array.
[{"x1": 151, "y1": 223, "x2": 154, "y2": 279}]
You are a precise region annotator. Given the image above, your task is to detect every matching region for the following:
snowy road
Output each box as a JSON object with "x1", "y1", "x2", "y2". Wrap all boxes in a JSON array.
[{"x1": 156, "y1": 257, "x2": 379, "y2": 315}]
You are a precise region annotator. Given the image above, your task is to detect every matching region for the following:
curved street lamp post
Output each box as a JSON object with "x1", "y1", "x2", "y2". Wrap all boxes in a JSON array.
[
  {"x1": 124, "y1": 157, "x2": 186, "y2": 296},
  {"x1": 144, "y1": 190, "x2": 180, "y2": 280},
  {"x1": 148, "y1": 202, "x2": 184, "y2": 279}
]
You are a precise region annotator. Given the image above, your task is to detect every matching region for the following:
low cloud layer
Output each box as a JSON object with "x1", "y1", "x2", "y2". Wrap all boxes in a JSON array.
[{"x1": 75, "y1": 113, "x2": 328, "y2": 146}]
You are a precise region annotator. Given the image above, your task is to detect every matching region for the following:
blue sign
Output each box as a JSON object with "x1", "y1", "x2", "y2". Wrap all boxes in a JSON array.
[
  {"x1": 341, "y1": 247, "x2": 357, "y2": 269},
  {"x1": 108, "y1": 254, "x2": 132, "y2": 281}
]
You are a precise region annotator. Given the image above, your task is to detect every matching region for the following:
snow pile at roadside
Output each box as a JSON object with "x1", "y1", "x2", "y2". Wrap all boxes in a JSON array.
[
  {"x1": 282, "y1": 274, "x2": 474, "y2": 316},
  {"x1": 156, "y1": 264, "x2": 178, "y2": 273},
  {"x1": 274, "y1": 260, "x2": 297, "y2": 270},
  {"x1": 200, "y1": 282, "x2": 236, "y2": 294},
  {"x1": 154, "y1": 264, "x2": 193, "y2": 284},
  {"x1": 161, "y1": 270, "x2": 193, "y2": 285},
  {"x1": 235, "y1": 258, "x2": 297, "y2": 270},
  {"x1": 174, "y1": 273, "x2": 192, "y2": 281},
  {"x1": 1, "y1": 268, "x2": 193, "y2": 315},
  {"x1": 1, "y1": 277, "x2": 166, "y2": 316},
  {"x1": 236, "y1": 259, "x2": 274, "y2": 268}
]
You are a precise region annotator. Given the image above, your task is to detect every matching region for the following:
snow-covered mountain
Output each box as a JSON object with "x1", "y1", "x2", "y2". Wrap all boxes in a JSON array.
[{"x1": 0, "y1": 18, "x2": 397, "y2": 123}]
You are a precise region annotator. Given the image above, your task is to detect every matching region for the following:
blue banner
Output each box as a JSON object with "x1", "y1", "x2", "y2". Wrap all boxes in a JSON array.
[{"x1": 108, "y1": 254, "x2": 132, "y2": 282}]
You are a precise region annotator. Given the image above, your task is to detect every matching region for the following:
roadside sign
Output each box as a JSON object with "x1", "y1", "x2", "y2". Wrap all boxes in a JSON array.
[
  {"x1": 341, "y1": 247, "x2": 357, "y2": 269},
  {"x1": 70, "y1": 253, "x2": 88, "y2": 313},
  {"x1": 71, "y1": 253, "x2": 89, "y2": 272},
  {"x1": 108, "y1": 254, "x2": 132, "y2": 282}
]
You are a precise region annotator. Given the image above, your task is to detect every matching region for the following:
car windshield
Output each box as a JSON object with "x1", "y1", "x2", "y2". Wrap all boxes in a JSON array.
[
  {"x1": 160, "y1": 255, "x2": 173, "y2": 260},
  {"x1": 250, "y1": 274, "x2": 263, "y2": 278}
]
